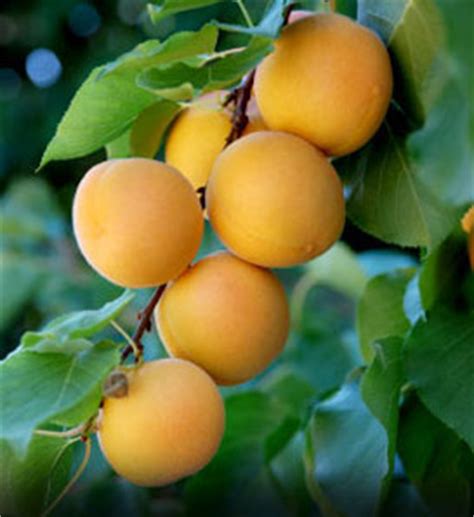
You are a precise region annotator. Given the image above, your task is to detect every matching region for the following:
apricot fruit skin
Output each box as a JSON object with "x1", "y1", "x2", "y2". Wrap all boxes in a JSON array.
[
  {"x1": 98, "y1": 358, "x2": 225, "y2": 487},
  {"x1": 254, "y1": 13, "x2": 393, "y2": 156},
  {"x1": 165, "y1": 92, "x2": 266, "y2": 189},
  {"x1": 206, "y1": 131, "x2": 345, "y2": 268},
  {"x1": 156, "y1": 251, "x2": 289, "y2": 385},
  {"x1": 73, "y1": 158, "x2": 203, "y2": 288}
]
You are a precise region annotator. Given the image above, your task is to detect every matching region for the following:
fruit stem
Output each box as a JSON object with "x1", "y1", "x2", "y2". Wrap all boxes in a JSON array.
[
  {"x1": 41, "y1": 437, "x2": 91, "y2": 517},
  {"x1": 34, "y1": 423, "x2": 87, "y2": 439},
  {"x1": 111, "y1": 320, "x2": 141, "y2": 361},
  {"x1": 121, "y1": 284, "x2": 167, "y2": 363},
  {"x1": 235, "y1": 0, "x2": 254, "y2": 28}
]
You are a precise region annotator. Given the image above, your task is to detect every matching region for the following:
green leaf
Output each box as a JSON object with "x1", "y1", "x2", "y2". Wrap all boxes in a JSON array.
[
  {"x1": 398, "y1": 397, "x2": 471, "y2": 516},
  {"x1": 304, "y1": 383, "x2": 389, "y2": 517},
  {"x1": 418, "y1": 231, "x2": 471, "y2": 312},
  {"x1": 39, "y1": 25, "x2": 218, "y2": 168},
  {"x1": 381, "y1": 481, "x2": 430, "y2": 517},
  {"x1": 282, "y1": 329, "x2": 360, "y2": 397},
  {"x1": 0, "y1": 341, "x2": 120, "y2": 456},
  {"x1": 357, "y1": 269, "x2": 413, "y2": 363},
  {"x1": 106, "y1": 130, "x2": 132, "y2": 159},
  {"x1": 337, "y1": 119, "x2": 459, "y2": 250},
  {"x1": 307, "y1": 241, "x2": 368, "y2": 299},
  {"x1": 138, "y1": 36, "x2": 273, "y2": 95},
  {"x1": 269, "y1": 431, "x2": 317, "y2": 516},
  {"x1": 404, "y1": 307, "x2": 474, "y2": 450},
  {"x1": 0, "y1": 435, "x2": 74, "y2": 517},
  {"x1": 98, "y1": 23, "x2": 217, "y2": 79},
  {"x1": 216, "y1": 0, "x2": 289, "y2": 39},
  {"x1": 147, "y1": 0, "x2": 224, "y2": 24},
  {"x1": 361, "y1": 337, "x2": 404, "y2": 504},
  {"x1": 21, "y1": 289, "x2": 134, "y2": 350},
  {"x1": 409, "y1": 74, "x2": 474, "y2": 205},
  {"x1": 130, "y1": 100, "x2": 181, "y2": 158},
  {"x1": 260, "y1": 370, "x2": 316, "y2": 416},
  {"x1": 106, "y1": 101, "x2": 181, "y2": 159},
  {"x1": 336, "y1": 0, "x2": 357, "y2": 18},
  {"x1": 294, "y1": 242, "x2": 368, "y2": 306},
  {"x1": 358, "y1": 0, "x2": 444, "y2": 127},
  {"x1": 185, "y1": 391, "x2": 298, "y2": 515}
]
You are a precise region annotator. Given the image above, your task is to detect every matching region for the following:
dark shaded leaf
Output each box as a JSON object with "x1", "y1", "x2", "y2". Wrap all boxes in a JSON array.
[{"x1": 404, "y1": 307, "x2": 474, "y2": 449}]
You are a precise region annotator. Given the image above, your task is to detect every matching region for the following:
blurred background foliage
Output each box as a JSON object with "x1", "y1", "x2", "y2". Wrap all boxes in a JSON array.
[{"x1": 0, "y1": 1, "x2": 472, "y2": 515}]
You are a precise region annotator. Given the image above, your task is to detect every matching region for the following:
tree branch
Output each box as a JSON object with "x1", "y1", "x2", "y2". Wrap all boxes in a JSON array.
[
  {"x1": 121, "y1": 284, "x2": 166, "y2": 362},
  {"x1": 224, "y1": 69, "x2": 256, "y2": 146}
]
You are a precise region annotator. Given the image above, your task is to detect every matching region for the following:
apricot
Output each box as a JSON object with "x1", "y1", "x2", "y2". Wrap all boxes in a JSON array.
[
  {"x1": 156, "y1": 251, "x2": 289, "y2": 385},
  {"x1": 73, "y1": 158, "x2": 203, "y2": 288},
  {"x1": 461, "y1": 205, "x2": 474, "y2": 269},
  {"x1": 206, "y1": 131, "x2": 345, "y2": 267},
  {"x1": 254, "y1": 13, "x2": 393, "y2": 156},
  {"x1": 165, "y1": 91, "x2": 266, "y2": 189},
  {"x1": 98, "y1": 359, "x2": 224, "y2": 486}
]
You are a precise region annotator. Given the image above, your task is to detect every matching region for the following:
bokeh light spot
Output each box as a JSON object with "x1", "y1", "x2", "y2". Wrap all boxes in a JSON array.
[
  {"x1": 25, "y1": 48, "x2": 62, "y2": 89},
  {"x1": 68, "y1": 3, "x2": 102, "y2": 38}
]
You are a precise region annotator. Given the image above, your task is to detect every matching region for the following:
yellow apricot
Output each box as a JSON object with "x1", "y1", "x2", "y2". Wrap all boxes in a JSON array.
[
  {"x1": 156, "y1": 251, "x2": 289, "y2": 385},
  {"x1": 206, "y1": 131, "x2": 345, "y2": 267},
  {"x1": 165, "y1": 93, "x2": 231, "y2": 189},
  {"x1": 165, "y1": 92, "x2": 266, "y2": 188},
  {"x1": 73, "y1": 158, "x2": 203, "y2": 288},
  {"x1": 461, "y1": 205, "x2": 474, "y2": 269},
  {"x1": 254, "y1": 13, "x2": 393, "y2": 156},
  {"x1": 98, "y1": 359, "x2": 225, "y2": 487}
]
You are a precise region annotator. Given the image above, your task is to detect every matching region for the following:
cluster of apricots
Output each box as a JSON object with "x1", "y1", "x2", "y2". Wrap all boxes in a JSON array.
[{"x1": 72, "y1": 12, "x2": 393, "y2": 487}]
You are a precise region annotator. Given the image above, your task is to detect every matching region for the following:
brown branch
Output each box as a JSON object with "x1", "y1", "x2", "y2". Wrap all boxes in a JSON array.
[
  {"x1": 283, "y1": 3, "x2": 296, "y2": 25},
  {"x1": 224, "y1": 69, "x2": 256, "y2": 147},
  {"x1": 196, "y1": 186, "x2": 206, "y2": 209},
  {"x1": 121, "y1": 284, "x2": 166, "y2": 362}
]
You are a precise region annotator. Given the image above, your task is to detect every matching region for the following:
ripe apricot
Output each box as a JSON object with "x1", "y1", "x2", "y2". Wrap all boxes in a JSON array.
[
  {"x1": 461, "y1": 205, "x2": 474, "y2": 269},
  {"x1": 98, "y1": 358, "x2": 225, "y2": 487},
  {"x1": 165, "y1": 92, "x2": 266, "y2": 189},
  {"x1": 156, "y1": 251, "x2": 289, "y2": 385},
  {"x1": 206, "y1": 131, "x2": 345, "y2": 267},
  {"x1": 73, "y1": 158, "x2": 203, "y2": 288},
  {"x1": 254, "y1": 13, "x2": 393, "y2": 156}
]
